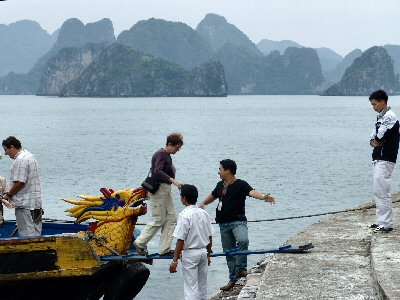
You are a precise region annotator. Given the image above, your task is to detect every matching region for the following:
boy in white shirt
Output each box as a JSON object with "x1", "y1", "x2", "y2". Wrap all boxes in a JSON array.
[{"x1": 169, "y1": 184, "x2": 213, "y2": 300}]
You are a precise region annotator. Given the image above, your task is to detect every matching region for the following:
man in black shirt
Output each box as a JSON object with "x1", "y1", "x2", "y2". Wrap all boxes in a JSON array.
[{"x1": 199, "y1": 159, "x2": 275, "y2": 291}]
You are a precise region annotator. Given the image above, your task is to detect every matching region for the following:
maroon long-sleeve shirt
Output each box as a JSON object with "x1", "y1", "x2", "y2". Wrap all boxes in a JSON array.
[{"x1": 151, "y1": 149, "x2": 176, "y2": 183}]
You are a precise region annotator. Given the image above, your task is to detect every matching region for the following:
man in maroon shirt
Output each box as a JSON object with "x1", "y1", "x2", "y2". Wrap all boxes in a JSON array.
[{"x1": 134, "y1": 132, "x2": 183, "y2": 256}]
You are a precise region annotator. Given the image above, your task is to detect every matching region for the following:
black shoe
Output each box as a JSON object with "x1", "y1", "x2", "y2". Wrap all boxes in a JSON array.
[
  {"x1": 133, "y1": 241, "x2": 147, "y2": 256},
  {"x1": 160, "y1": 250, "x2": 175, "y2": 256},
  {"x1": 368, "y1": 224, "x2": 379, "y2": 229},
  {"x1": 236, "y1": 270, "x2": 248, "y2": 277},
  {"x1": 220, "y1": 281, "x2": 235, "y2": 291},
  {"x1": 373, "y1": 226, "x2": 393, "y2": 233}
]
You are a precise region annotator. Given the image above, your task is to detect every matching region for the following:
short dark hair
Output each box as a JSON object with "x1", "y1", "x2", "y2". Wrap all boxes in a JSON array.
[
  {"x1": 369, "y1": 90, "x2": 388, "y2": 103},
  {"x1": 180, "y1": 184, "x2": 198, "y2": 204},
  {"x1": 166, "y1": 132, "x2": 184, "y2": 147},
  {"x1": 220, "y1": 159, "x2": 237, "y2": 175},
  {"x1": 2, "y1": 136, "x2": 22, "y2": 149}
]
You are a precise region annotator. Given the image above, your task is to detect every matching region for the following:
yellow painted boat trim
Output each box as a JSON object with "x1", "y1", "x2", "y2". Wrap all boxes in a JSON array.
[{"x1": 0, "y1": 235, "x2": 101, "y2": 281}]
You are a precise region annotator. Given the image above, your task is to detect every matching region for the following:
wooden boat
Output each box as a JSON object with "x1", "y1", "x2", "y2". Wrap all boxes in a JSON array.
[{"x1": 0, "y1": 187, "x2": 149, "y2": 300}]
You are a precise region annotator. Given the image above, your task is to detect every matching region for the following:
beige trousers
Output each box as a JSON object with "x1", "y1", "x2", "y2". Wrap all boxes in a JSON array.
[{"x1": 135, "y1": 183, "x2": 177, "y2": 254}]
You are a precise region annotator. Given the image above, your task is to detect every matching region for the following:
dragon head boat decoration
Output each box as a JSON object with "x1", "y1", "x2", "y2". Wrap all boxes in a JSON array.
[
  {"x1": 0, "y1": 187, "x2": 150, "y2": 300},
  {"x1": 63, "y1": 187, "x2": 148, "y2": 256}
]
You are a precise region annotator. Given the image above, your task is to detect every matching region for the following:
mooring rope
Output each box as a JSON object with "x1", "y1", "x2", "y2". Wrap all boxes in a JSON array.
[
  {"x1": 83, "y1": 231, "x2": 121, "y2": 256},
  {"x1": 43, "y1": 198, "x2": 400, "y2": 226},
  {"x1": 43, "y1": 198, "x2": 400, "y2": 225},
  {"x1": 137, "y1": 198, "x2": 400, "y2": 225}
]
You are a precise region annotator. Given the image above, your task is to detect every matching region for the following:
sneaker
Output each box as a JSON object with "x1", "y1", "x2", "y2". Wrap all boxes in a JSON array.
[
  {"x1": 160, "y1": 250, "x2": 175, "y2": 256},
  {"x1": 220, "y1": 281, "x2": 236, "y2": 291},
  {"x1": 236, "y1": 270, "x2": 249, "y2": 277},
  {"x1": 368, "y1": 224, "x2": 379, "y2": 229},
  {"x1": 133, "y1": 241, "x2": 147, "y2": 256},
  {"x1": 373, "y1": 226, "x2": 393, "y2": 233}
]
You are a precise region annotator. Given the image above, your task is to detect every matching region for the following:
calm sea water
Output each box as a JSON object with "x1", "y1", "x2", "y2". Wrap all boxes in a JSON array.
[{"x1": 1, "y1": 95, "x2": 399, "y2": 299}]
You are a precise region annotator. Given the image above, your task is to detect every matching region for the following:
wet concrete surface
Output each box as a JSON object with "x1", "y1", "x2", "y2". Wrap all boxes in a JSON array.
[{"x1": 210, "y1": 194, "x2": 400, "y2": 300}]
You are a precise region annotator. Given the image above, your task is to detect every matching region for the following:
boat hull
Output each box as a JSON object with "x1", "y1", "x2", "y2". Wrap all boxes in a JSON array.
[
  {"x1": 0, "y1": 220, "x2": 150, "y2": 300},
  {"x1": 0, "y1": 261, "x2": 150, "y2": 300}
]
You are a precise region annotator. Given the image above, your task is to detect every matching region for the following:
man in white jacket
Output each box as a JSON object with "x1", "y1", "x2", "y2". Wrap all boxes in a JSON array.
[{"x1": 369, "y1": 90, "x2": 399, "y2": 233}]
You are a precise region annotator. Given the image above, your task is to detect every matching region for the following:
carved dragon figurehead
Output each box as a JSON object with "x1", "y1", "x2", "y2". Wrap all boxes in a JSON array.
[{"x1": 63, "y1": 187, "x2": 147, "y2": 256}]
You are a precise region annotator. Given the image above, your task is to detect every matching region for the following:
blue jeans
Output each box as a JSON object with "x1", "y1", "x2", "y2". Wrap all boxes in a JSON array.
[{"x1": 219, "y1": 221, "x2": 249, "y2": 282}]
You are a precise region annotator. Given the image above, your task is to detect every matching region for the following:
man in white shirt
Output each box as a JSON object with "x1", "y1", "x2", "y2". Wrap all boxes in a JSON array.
[
  {"x1": 368, "y1": 90, "x2": 399, "y2": 232},
  {"x1": 169, "y1": 184, "x2": 213, "y2": 300},
  {"x1": 2, "y1": 136, "x2": 42, "y2": 236}
]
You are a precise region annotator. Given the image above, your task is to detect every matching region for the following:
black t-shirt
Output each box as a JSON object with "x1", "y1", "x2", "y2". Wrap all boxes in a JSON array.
[{"x1": 211, "y1": 179, "x2": 253, "y2": 223}]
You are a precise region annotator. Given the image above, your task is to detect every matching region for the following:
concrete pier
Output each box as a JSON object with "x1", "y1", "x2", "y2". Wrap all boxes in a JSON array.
[{"x1": 212, "y1": 194, "x2": 400, "y2": 299}]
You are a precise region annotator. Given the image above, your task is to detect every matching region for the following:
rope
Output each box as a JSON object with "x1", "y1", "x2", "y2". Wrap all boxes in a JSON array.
[
  {"x1": 83, "y1": 231, "x2": 121, "y2": 256},
  {"x1": 44, "y1": 206, "x2": 372, "y2": 225},
  {"x1": 133, "y1": 204, "x2": 377, "y2": 225},
  {"x1": 44, "y1": 198, "x2": 400, "y2": 226},
  {"x1": 239, "y1": 198, "x2": 399, "y2": 224}
]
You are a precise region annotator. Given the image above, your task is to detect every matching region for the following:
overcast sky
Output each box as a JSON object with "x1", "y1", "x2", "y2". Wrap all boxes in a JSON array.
[{"x1": 1, "y1": 0, "x2": 399, "y2": 56}]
